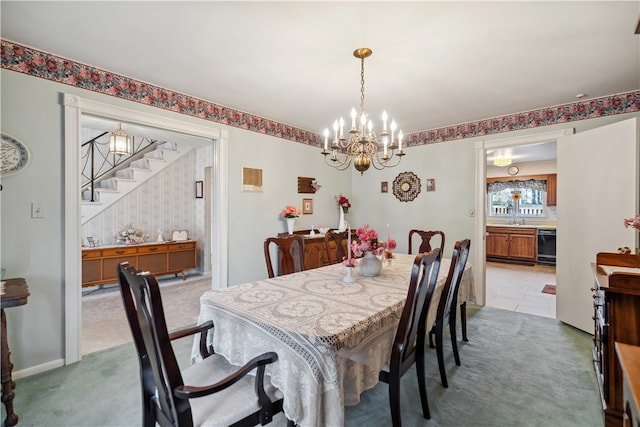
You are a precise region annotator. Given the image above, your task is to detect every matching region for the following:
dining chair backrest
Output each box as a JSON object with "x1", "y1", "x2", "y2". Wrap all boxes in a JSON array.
[
  {"x1": 379, "y1": 248, "x2": 442, "y2": 426},
  {"x1": 264, "y1": 235, "x2": 305, "y2": 278},
  {"x1": 437, "y1": 239, "x2": 471, "y2": 333},
  {"x1": 118, "y1": 261, "x2": 192, "y2": 426},
  {"x1": 430, "y1": 238, "x2": 471, "y2": 388},
  {"x1": 408, "y1": 229, "x2": 445, "y2": 254},
  {"x1": 323, "y1": 230, "x2": 350, "y2": 265},
  {"x1": 118, "y1": 262, "x2": 286, "y2": 427}
]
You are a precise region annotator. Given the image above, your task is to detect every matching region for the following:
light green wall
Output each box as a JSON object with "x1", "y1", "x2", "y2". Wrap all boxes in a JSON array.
[{"x1": 1, "y1": 68, "x2": 638, "y2": 374}]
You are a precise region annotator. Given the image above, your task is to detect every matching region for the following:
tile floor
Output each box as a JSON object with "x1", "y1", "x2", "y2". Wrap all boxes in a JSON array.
[{"x1": 485, "y1": 261, "x2": 557, "y2": 319}]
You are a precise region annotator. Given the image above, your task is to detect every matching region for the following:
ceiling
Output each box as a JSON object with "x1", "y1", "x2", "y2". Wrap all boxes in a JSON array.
[{"x1": 2, "y1": 1, "x2": 639, "y2": 163}]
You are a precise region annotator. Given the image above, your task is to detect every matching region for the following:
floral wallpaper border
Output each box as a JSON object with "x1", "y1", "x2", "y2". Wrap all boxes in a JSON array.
[{"x1": 2, "y1": 39, "x2": 639, "y2": 147}]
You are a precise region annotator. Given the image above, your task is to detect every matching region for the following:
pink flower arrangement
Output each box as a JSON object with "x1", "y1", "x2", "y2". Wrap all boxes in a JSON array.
[
  {"x1": 624, "y1": 214, "x2": 640, "y2": 230},
  {"x1": 350, "y1": 224, "x2": 397, "y2": 258},
  {"x1": 337, "y1": 194, "x2": 351, "y2": 212},
  {"x1": 280, "y1": 205, "x2": 300, "y2": 218}
]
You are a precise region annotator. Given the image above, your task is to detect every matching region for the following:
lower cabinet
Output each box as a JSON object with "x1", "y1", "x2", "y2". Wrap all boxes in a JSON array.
[
  {"x1": 82, "y1": 241, "x2": 197, "y2": 287},
  {"x1": 486, "y1": 226, "x2": 537, "y2": 264}
]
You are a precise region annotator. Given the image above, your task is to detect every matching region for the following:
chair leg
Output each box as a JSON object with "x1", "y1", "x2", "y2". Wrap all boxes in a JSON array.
[
  {"x1": 388, "y1": 375, "x2": 402, "y2": 427},
  {"x1": 286, "y1": 419, "x2": 296, "y2": 427},
  {"x1": 450, "y1": 315, "x2": 461, "y2": 366},
  {"x1": 460, "y1": 302, "x2": 468, "y2": 342},
  {"x1": 415, "y1": 351, "x2": 431, "y2": 419},
  {"x1": 435, "y1": 326, "x2": 448, "y2": 388},
  {"x1": 428, "y1": 329, "x2": 435, "y2": 348}
]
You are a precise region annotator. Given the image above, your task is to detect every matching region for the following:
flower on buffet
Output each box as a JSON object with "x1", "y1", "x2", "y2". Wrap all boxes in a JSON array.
[
  {"x1": 336, "y1": 194, "x2": 351, "y2": 212},
  {"x1": 115, "y1": 223, "x2": 149, "y2": 244},
  {"x1": 280, "y1": 205, "x2": 300, "y2": 218}
]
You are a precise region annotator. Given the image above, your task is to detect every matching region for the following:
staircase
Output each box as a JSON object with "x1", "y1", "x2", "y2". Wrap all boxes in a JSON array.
[{"x1": 81, "y1": 142, "x2": 192, "y2": 224}]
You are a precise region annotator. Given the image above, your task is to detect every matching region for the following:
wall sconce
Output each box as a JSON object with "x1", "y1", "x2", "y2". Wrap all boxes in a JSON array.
[{"x1": 109, "y1": 123, "x2": 132, "y2": 155}]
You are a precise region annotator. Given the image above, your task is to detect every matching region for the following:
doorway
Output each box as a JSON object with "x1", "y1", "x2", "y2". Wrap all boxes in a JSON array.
[
  {"x1": 64, "y1": 93, "x2": 229, "y2": 364},
  {"x1": 473, "y1": 129, "x2": 572, "y2": 315}
]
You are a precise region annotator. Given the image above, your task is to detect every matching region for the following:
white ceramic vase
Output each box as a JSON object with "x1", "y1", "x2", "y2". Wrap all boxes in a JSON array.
[
  {"x1": 359, "y1": 251, "x2": 382, "y2": 277},
  {"x1": 286, "y1": 218, "x2": 295, "y2": 235},
  {"x1": 338, "y1": 208, "x2": 346, "y2": 232}
]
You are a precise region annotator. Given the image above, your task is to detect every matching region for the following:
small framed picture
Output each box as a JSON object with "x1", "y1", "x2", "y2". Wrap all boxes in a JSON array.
[
  {"x1": 426, "y1": 178, "x2": 436, "y2": 192},
  {"x1": 302, "y1": 198, "x2": 313, "y2": 214},
  {"x1": 195, "y1": 181, "x2": 204, "y2": 198},
  {"x1": 381, "y1": 181, "x2": 388, "y2": 193}
]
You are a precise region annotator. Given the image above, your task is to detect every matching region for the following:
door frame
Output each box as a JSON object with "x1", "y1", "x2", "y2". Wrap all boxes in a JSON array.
[
  {"x1": 63, "y1": 93, "x2": 228, "y2": 364},
  {"x1": 473, "y1": 128, "x2": 573, "y2": 306}
]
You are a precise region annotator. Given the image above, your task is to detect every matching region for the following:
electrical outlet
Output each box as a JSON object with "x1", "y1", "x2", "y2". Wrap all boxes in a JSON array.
[{"x1": 31, "y1": 202, "x2": 45, "y2": 218}]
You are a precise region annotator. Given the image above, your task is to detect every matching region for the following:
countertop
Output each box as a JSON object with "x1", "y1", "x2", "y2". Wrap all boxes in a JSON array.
[{"x1": 486, "y1": 223, "x2": 556, "y2": 229}]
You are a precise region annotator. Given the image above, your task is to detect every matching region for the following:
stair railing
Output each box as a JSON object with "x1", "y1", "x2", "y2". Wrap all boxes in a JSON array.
[{"x1": 81, "y1": 133, "x2": 158, "y2": 202}]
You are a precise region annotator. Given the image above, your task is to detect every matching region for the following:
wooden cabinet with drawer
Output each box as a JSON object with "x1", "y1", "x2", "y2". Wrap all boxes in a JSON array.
[
  {"x1": 81, "y1": 241, "x2": 197, "y2": 287},
  {"x1": 592, "y1": 253, "x2": 640, "y2": 427},
  {"x1": 486, "y1": 226, "x2": 537, "y2": 264}
]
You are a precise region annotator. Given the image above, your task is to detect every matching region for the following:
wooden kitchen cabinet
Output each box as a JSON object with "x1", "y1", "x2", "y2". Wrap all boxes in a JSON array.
[
  {"x1": 486, "y1": 226, "x2": 537, "y2": 264},
  {"x1": 547, "y1": 173, "x2": 557, "y2": 206},
  {"x1": 81, "y1": 241, "x2": 197, "y2": 287},
  {"x1": 592, "y1": 253, "x2": 640, "y2": 427}
]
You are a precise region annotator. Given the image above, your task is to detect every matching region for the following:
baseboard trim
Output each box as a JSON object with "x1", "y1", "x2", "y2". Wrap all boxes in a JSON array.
[{"x1": 13, "y1": 359, "x2": 65, "y2": 380}]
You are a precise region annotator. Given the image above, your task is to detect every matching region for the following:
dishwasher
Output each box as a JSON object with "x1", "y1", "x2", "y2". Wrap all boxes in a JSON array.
[{"x1": 537, "y1": 228, "x2": 557, "y2": 266}]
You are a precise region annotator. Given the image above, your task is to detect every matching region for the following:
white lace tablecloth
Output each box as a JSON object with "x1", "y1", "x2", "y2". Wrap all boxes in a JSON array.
[{"x1": 192, "y1": 253, "x2": 474, "y2": 427}]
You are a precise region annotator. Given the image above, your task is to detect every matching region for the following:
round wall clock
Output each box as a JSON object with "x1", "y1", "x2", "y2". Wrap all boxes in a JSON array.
[
  {"x1": 392, "y1": 171, "x2": 421, "y2": 202},
  {"x1": 507, "y1": 165, "x2": 519, "y2": 176},
  {"x1": 1, "y1": 133, "x2": 31, "y2": 177}
]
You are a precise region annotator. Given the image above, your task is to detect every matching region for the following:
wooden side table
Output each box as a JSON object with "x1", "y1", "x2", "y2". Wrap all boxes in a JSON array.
[{"x1": 1, "y1": 278, "x2": 29, "y2": 427}]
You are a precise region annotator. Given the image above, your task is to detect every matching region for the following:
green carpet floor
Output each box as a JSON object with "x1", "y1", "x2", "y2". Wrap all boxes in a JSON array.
[{"x1": 2, "y1": 305, "x2": 603, "y2": 427}]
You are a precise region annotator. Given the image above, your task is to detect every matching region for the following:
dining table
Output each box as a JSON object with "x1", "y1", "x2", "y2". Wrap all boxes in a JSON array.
[{"x1": 192, "y1": 253, "x2": 475, "y2": 427}]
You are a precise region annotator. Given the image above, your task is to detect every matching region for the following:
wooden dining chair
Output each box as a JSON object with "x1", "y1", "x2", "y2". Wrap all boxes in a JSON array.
[
  {"x1": 408, "y1": 229, "x2": 445, "y2": 254},
  {"x1": 117, "y1": 262, "x2": 286, "y2": 427},
  {"x1": 323, "y1": 230, "x2": 350, "y2": 264},
  {"x1": 428, "y1": 239, "x2": 471, "y2": 388},
  {"x1": 264, "y1": 235, "x2": 305, "y2": 278},
  {"x1": 379, "y1": 248, "x2": 442, "y2": 427}
]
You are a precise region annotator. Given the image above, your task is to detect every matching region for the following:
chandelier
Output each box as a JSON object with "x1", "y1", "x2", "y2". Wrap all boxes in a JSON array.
[
  {"x1": 321, "y1": 48, "x2": 405, "y2": 174},
  {"x1": 109, "y1": 122, "x2": 132, "y2": 155}
]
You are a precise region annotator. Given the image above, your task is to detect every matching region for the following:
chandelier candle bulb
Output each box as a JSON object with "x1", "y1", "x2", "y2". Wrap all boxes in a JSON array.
[
  {"x1": 382, "y1": 111, "x2": 388, "y2": 132},
  {"x1": 323, "y1": 129, "x2": 329, "y2": 151},
  {"x1": 339, "y1": 117, "x2": 345, "y2": 140},
  {"x1": 351, "y1": 108, "x2": 357, "y2": 129},
  {"x1": 347, "y1": 225, "x2": 352, "y2": 263}
]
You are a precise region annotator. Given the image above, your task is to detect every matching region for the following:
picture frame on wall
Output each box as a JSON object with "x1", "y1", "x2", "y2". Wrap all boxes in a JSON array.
[
  {"x1": 195, "y1": 181, "x2": 204, "y2": 198},
  {"x1": 426, "y1": 178, "x2": 436, "y2": 192},
  {"x1": 381, "y1": 181, "x2": 388, "y2": 193},
  {"x1": 302, "y1": 198, "x2": 313, "y2": 214}
]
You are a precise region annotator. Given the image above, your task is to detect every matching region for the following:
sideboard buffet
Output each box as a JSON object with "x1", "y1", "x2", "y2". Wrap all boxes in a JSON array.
[
  {"x1": 82, "y1": 241, "x2": 197, "y2": 287},
  {"x1": 592, "y1": 252, "x2": 640, "y2": 427}
]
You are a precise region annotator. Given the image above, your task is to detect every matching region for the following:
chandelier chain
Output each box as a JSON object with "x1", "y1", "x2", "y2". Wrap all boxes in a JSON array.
[{"x1": 360, "y1": 57, "x2": 366, "y2": 114}]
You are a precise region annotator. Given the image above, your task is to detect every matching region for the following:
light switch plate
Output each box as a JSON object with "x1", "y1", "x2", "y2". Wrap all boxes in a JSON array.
[{"x1": 31, "y1": 201, "x2": 45, "y2": 218}]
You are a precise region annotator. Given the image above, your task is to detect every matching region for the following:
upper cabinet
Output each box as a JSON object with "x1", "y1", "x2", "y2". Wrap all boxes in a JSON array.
[{"x1": 546, "y1": 174, "x2": 557, "y2": 206}]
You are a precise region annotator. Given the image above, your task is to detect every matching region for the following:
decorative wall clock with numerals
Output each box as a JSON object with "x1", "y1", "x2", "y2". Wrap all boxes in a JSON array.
[
  {"x1": 392, "y1": 171, "x2": 421, "y2": 202},
  {"x1": 1, "y1": 133, "x2": 31, "y2": 177}
]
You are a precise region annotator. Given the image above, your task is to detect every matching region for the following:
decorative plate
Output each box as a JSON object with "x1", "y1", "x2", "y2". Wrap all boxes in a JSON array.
[
  {"x1": 507, "y1": 165, "x2": 519, "y2": 176},
  {"x1": 1, "y1": 133, "x2": 31, "y2": 177},
  {"x1": 392, "y1": 171, "x2": 421, "y2": 202}
]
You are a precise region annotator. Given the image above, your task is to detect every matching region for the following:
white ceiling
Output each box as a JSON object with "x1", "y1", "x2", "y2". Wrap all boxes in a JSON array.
[{"x1": 2, "y1": 1, "x2": 639, "y2": 162}]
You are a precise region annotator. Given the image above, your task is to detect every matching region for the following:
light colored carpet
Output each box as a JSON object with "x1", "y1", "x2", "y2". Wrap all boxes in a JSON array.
[
  {"x1": 82, "y1": 274, "x2": 212, "y2": 355},
  {"x1": 7, "y1": 305, "x2": 603, "y2": 427}
]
